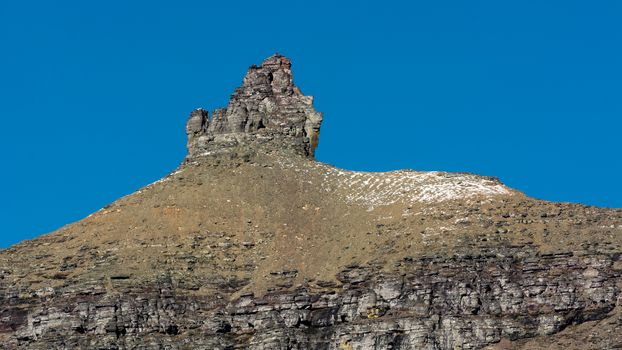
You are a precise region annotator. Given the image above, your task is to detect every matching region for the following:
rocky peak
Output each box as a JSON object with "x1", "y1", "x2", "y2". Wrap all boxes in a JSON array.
[{"x1": 186, "y1": 54, "x2": 323, "y2": 160}]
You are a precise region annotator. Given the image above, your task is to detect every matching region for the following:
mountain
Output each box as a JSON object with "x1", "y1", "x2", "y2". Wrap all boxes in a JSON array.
[{"x1": 1, "y1": 54, "x2": 621, "y2": 350}]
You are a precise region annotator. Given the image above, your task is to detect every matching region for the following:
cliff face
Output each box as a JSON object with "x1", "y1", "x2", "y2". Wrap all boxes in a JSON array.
[{"x1": 0, "y1": 55, "x2": 621, "y2": 350}]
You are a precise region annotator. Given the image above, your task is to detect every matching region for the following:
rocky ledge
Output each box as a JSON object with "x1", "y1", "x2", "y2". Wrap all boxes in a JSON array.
[{"x1": 3, "y1": 246, "x2": 620, "y2": 349}]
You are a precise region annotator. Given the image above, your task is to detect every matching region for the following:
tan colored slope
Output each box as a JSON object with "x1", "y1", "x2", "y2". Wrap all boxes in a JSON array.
[{"x1": 1, "y1": 153, "x2": 621, "y2": 298}]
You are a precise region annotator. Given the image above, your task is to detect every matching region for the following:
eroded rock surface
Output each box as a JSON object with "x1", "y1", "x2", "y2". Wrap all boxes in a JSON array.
[
  {"x1": 186, "y1": 54, "x2": 322, "y2": 160},
  {"x1": 2, "y1": 240, "x2": 621, "y2": 349}
]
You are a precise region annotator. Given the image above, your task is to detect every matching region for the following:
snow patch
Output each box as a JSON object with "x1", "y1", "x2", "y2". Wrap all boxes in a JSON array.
[{"x1": 315, "y1": 164, "x2": 511, "y2": 209}]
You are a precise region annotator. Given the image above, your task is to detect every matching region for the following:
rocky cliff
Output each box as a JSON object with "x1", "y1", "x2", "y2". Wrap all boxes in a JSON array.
[
  {"x1": 0, "y1": 55, "x2": 620, "y2": 350},
  {"x1": 185, "y1": 54, "x2": 322, "y2": 160}
]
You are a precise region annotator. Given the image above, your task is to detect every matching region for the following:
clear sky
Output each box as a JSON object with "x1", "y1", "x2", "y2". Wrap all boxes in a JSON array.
[{"x1": 1, "y1": 1, "x2": 621, "y2": 248}]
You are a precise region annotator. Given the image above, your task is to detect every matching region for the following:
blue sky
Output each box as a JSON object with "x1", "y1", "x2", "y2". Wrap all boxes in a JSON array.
[{"x1": 1, "y1": 1, "x2": 621, "y2": 247}]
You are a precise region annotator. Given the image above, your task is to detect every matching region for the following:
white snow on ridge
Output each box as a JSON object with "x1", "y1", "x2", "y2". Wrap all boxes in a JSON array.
[{"x1": 315, "y1": 164, "x2": 512, "y2": 208}]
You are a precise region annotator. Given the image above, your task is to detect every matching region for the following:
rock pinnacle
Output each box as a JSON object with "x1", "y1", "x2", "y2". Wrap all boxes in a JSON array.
[{"x1": 186, "y1": 54, "x2": 323, "y2": 160}]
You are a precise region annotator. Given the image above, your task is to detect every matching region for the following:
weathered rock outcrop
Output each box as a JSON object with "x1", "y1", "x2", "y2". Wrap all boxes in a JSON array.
[
  {"x1": 0, "y1": 54, "x2": 620, "y2": 350},
  {"x1": 2, "y1": 236, "x2": 621, "y2": 349},
  {"x1": 186, "y1": 54, "x2": 323, "y2": 160}
]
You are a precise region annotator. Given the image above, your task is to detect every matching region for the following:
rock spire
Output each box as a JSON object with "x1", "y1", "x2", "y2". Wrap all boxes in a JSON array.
[{"x1": 186, "y1": 54, "x2": 323, "y2": 160}]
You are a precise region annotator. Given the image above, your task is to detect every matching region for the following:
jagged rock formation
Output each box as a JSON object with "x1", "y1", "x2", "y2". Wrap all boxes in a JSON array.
[
  {"x1": 0, "y1": 55, "x2": 621, "y2": 350},
  {"x1": 185, "y1": 54, "x2": 322, "y2": 160}
]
